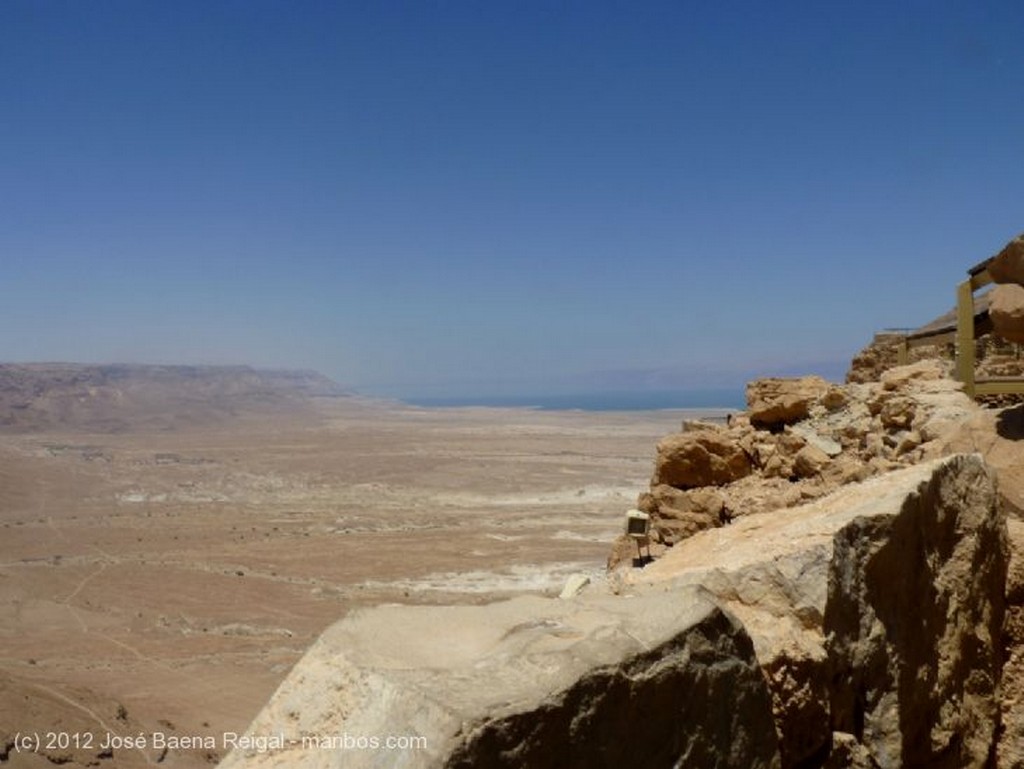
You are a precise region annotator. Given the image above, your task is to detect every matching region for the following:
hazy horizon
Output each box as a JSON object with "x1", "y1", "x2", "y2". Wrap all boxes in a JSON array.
[{"x1": 4, "y1": 2, "x2": 1022, "y2": 400}]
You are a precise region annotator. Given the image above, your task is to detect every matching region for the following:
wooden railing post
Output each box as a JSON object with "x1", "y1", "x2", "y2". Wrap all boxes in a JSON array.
[{"x1": 956, "y1": 278, "x2": 976, "y2": 397}]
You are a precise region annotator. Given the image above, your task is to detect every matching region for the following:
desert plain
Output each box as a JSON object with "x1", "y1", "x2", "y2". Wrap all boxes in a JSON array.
[{"x1": 0, "y1": 379, "x2": 722, "y2": 767}]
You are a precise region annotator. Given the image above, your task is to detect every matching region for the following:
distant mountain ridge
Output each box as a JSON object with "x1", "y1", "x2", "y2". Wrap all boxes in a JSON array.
[{"x1": 0, "y1": 363, "x2": 355, "y2": 432}]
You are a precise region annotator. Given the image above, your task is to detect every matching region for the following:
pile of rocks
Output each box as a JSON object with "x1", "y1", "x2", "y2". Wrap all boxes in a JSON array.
[
  {"x1": 846, "y1": 331, "x2": 938, "y2": 384},
  {"x1": 611, "y1": 360, "x2": 977, "y2": 565}
]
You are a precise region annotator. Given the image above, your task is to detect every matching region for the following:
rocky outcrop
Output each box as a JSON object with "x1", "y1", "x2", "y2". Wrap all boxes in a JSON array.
[
  {"x1": 987, "y1": 234, "x2": 1024, "y2": 286},
  {"x1": 636, "y1": 484, "x2": 727, "y2": 544},
  {"x1": 221, "y1": 456, "x2": 1005, "y2": 769},
  {"x1": 825, "y1": 457, "x2": 1005, "y2": 769},
  {"x1": 218, "y1": 590, "x2": 782, "y2": 769},
  {"x1": 940, "y1": 405, "x2": 1024, "y2": 517},
  {"x1": 628, "y1": 454, "x2": 1007, "y2": 769},
  {"x1": 746, "y1": 376, "x2": 835, "y2": 428},
  {"x1": 616, "y1": 361, "x2": 979, "y2": 567},
  {"x1": 990, "y1": 284, "x2": 1024, "y2": 344},
  {"x1": 846, "y1": 332, "x2": 948, "y2": 385},
  {"x1": 652, "y1": 427, "x2": 752, "y2": 489}
]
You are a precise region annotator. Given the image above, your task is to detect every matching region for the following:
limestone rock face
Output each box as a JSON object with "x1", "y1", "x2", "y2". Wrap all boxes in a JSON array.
[
  {"x1": 629, "y1": 455, "x2": 1006, "y2": 769},
  {"x1": 747, "y1": 376, "x2": 832, "y2": 428},
  {"x1": 990, "y1": 283, "x2": 1024, "y2": 344},
  {"x1": 998, "y1": 519, "x2": 1024, "y2": 769},
  {"x1": 825, "y1": 454, "x2": 1006, "y2": 769},
  {"x1": 653, "y1": 430, "x2": 751, "y2": 489},
  {"x1": 218, "y1": 590, "x2": 782, "y2": 769},
  {"x1": 987, "y1": 233, "x2": 1024, "y2": 285}
]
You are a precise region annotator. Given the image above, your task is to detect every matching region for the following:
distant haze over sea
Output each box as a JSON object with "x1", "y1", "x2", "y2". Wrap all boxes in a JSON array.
[{"x1": 402, "y1": 389, "x2": 745, "y2": 412}]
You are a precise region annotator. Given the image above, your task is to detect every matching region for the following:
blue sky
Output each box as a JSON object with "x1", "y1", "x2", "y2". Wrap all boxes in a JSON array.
[{"x1": 2, "y1": 1, "x2": 1022, "y2": 401}]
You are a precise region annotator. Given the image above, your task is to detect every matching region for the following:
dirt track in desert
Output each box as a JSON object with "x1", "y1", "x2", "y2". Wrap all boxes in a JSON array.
[{"x1": 0, "y1": 401, "x2": 720, "y2": 768}]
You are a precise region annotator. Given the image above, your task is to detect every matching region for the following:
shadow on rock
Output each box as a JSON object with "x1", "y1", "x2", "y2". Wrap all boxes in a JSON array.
[{"x1": 996, "y1": 405, "x2": 1024, "y2": 441}]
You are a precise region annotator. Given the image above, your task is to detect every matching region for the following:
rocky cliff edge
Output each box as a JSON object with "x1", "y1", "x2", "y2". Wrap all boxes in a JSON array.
[{"x1": 218, "y1": 454, "x2": 1006, "y2": 769}]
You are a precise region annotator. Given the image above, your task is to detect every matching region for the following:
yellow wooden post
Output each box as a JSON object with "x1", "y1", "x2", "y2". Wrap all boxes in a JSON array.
[
  {"x1": 897, "y1": 337, "x2": 908, "y2": 365},
  {"x1": 956, "y1": 278, "x2": 976, "y2": 397}
]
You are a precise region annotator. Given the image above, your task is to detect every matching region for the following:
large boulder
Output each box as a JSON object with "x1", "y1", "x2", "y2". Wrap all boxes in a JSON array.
[
  {"x1": 792, "y1": 444, "x2": 831, "y2": 478},
  {"x1": 989, "y1": 283, "x2": 1024, "y2": 344},
  {"x1": 986, "y1": 233, "x2": 1024, "y2": 285},
  {"x1": 218, "y1": 590, "x2": 782, "y2": 769},
  {"x1": 629, "y1": 454, "x2": 1006, "y2": 769},
  {"x1": 878, "y1": 359, "x2": 948, "y2": 391},
  {"x1": 747, "y1": 376, "x2": 832, "y2": 428},
  {"x1": 637, "y1": 484, "x2": 727, "y2": 544},
  {"x1": 940, "y1": 405, "x2": 1024, "y2": 516},
  {"x1": 652, "y1": 429, "x2": 752, "y2": 489}
]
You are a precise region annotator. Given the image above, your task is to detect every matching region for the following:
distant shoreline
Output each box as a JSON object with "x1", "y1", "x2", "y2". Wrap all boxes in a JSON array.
[{"x1": 399, "y1": 390, "x2": 745, "y2": 412}]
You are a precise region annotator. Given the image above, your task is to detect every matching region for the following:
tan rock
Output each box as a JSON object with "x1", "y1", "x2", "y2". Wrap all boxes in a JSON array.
[
  {"x1": 823, "y1": 455, "x2": 871, "y2": 486},
  {"x1": 915, "y1": 390, "x2": 976, "y2": 443},
  {"x1": 820, "y1": 385, "x2": 849, "y2": 412},
  {"x1": 219, "y1": 589, "x2": 783, "y2": 769},
  {"x1": 639, "y1": 484, "x2": 727, "y2": 544},
  {"x1": 681, "y1": 418, "x2": 725, "y2": 433},
  {"x1": 879, "y1": 359, "x2": 947, "y2": 391},
  {"x1": 685, "y1": 486, "x2": 727, "y2": 516},
  {"x1": 893, "y1": 429, "x2": 922, "y2": 456},
  {"x1": 822, "y1": 732, "x2": 878, "y2": 769},
  {"x1": 631, "y1": 455, "x2": 1006, "y2": 769},
  {"x1": 653, "y1": 430, "x2": 752, "y2": 489},
  {"x1": 641, "y1": 484, "x2": 727, "y2": 518},
  {"x1": 790, "y1": 425, "x2": 843, "y2": 457},
  {"x1": 1007, "y1": 519, "x2": 1024, "y2": 605},
  {"x1": 847, "y1": 334, "x2": 901, "y2": 384},
  {"x1": 776, "y1": 431, "x2": 808, "y2": 456},
  {"x1": 737, "y1": 433, "x2": 758, "y2": 464},
  {"x1": 751, "y1": 432, "x2": 805, "y2": 479},
  {"x1": 989, "y1": 283, "x2": 1024, "y2": 344},
  {"x1": 762, "y1": 453, "x2": 791, "y2": 479},
  {"x1": 793, "y1": 445, "x2": 831, "y2": 479},
  {"x1": 728, "y1": 412, "x2": 753, "y2": 431},
  {"x1": 986, "y1": 233, "x2": 1024, "y2": 285},
  {"x1": 722, "y1": 475, "x2": 805, "y2": 517},
  {"x1": 998, "y1": 519, "x2": 1024, "y2": 769},
  {"x1": 940, "y1": 407, "x2": 1024, "y2": 516},
  {"x1": 826, "y1": 455, "x2": 1005, "y2": 769},
  {"x1": 877, "y1": 394, "x2": 916, "y2": 430},
  {"x1": 866, "y1": 455, "x2": 899, "y2": 475},
  {"x1": 746, "y1": 376, "x2": 832, "y2": 428},
  {"x1": 862, "y1": 432, "x2": 887, "y2": 459}
]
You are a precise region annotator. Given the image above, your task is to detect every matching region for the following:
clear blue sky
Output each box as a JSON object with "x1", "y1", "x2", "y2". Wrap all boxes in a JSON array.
[{"x1": 3, "y1": 1, "x2": 1022, "y2": 400}]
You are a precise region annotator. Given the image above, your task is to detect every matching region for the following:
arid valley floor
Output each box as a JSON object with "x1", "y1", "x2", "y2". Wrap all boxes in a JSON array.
[{"x1": 0, "y1": 391, "x2": 717, "y2": 767}]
